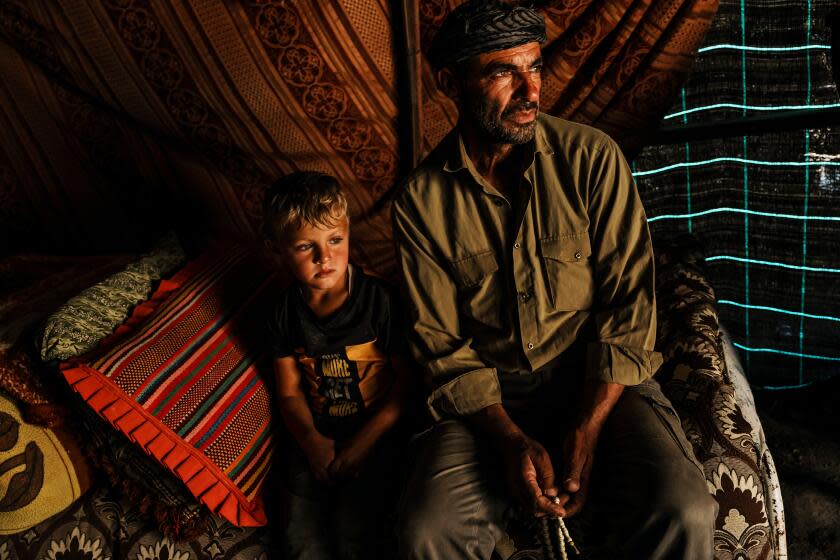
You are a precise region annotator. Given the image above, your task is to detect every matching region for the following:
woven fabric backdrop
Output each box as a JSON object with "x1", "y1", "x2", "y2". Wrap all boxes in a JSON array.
[
  {"x1": 634, "y1": 0, "x2": 840, "y2": 387},
  {"x1": 0, "y1": 0, "x2": 717, "y2": 279}
]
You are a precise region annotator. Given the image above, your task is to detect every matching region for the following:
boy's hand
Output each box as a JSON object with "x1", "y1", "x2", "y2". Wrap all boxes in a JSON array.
[
  {"x1": 301, "y1": 433, "x2": 336, "y2": 485},
  {"x1": 328, "y1": 433, "x2": 375, "y2": 481}
]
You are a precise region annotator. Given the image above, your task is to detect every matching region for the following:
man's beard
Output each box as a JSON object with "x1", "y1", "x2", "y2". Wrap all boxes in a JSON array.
[{"x1": 465, "y1": 97, "x2": 539, "y2": 145}]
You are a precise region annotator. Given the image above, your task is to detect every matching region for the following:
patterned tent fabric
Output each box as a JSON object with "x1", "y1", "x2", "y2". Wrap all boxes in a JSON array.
[
  {"x1": 0, "y1": 0, "x2": 717, "y2": 279},
  {"x1": 418, "y1": 0, "x2": 719, "y2": 156}
]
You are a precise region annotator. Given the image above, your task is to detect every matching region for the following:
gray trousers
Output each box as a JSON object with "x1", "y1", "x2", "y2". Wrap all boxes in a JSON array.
[
  {"x1": 282, "y1": 438, "x2": 401, "y2": 560},
  {"x1": 397, "y1": 378, "x2": 718, "y2": 560}
]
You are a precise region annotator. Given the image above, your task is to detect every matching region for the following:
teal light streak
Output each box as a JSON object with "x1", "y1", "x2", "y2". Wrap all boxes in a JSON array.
[
  {"x1": 799, "y1": 0, "x2": 813, "y2": 384},
  {"x1": 632, "y1": 157, "x2": 840, "y2": 177},
  {"x1": 681, "y1": 87, "x2": 692, "y2": 233},
  {"x1": 698, "y1": 43, "x2": 830, "y2": 53},
  {"x1": 732, "y1": 342, "x2": 840, "y2": 362},
  {"x1": 664, "y1": 101, "x2": 840, "y2": 120},
  {"x1": 706, "y1": 255, "x2": 840, "y2": 274},
  {"x1": 739, "y1": 0, "x2": 749, "y2": 370},
  {"x1": 647, "y1": 207, "x2": 840, "y2": 223},
  {"x1": 717, "y1": 300, "x2": 840, "y2": 323},
  {"x1": 754, "y1": 382, "x2": 814, "y2": 391}
]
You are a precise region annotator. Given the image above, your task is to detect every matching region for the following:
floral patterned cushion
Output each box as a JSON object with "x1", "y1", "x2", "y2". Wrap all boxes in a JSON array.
[
  {"x1": 0, "y1": 485, "x2": 272, "y2": 560},
  {"x1": 654, "y1": 238, "x2": 785, "y2": 560}
]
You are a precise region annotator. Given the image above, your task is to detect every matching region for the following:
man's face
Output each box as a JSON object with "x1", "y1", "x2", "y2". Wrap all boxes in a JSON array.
[{"x1": 457, "y1": 42, "x2": 543, "y2": 145}]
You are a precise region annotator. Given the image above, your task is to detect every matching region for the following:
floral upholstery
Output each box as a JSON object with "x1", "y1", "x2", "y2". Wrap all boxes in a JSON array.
[
  {"x1": 654, "y1": 238, "x2": 786, "y2": 560},
  {"x1": 0, "y1": 486, "x2": 272, "y2": 560}
]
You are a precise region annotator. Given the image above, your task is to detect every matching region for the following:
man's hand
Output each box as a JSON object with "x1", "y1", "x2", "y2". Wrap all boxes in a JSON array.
[
  {"x1": 502, "y1": 432, "x2": 566, "y2": 518},
  {"x1": 469, "y1": 404, "x2": 564, "y2": 517},
  {"x1": 301, "y1": 432, "x2": 336, "y2": 485},
  {"x1": 328, "y1": 432, "x2": 375, "y2": 482},
  {"x1": 556, "y1": 425, "x2": 598, "y2": 517}
]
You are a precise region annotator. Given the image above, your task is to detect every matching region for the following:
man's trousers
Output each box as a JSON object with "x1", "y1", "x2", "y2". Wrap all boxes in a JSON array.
[{"x1": 397, "y1": 377, "x2": 717, "y2": 560}]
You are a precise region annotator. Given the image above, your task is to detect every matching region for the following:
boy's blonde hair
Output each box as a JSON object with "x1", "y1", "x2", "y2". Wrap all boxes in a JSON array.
[{"x1": 263, "y1": 171, "x2": 349, "y2": 242}]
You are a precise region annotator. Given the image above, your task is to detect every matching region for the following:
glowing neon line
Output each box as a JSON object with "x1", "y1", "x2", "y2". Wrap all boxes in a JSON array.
[
  {"x1": 664, "y1": 101, "x2": 840, "y2": 120},
  {"x1": 740, "y1": 0, "x2": 749, "y2": 364},
  {"x1": 633, "y1": 157, "x2": 840, "y2": 177},
  {"x1": 681, "y1": 87, "x2": 692, "y2": 232},
  {"x1": 647, "y1": 207, "x2": 840, "y2": 222},
  {"x1": 698, "y1": 43, "x2": 830, "y2": 53},
  {"x1": 754, "y1": 382, "x2": 814, "y2": 391},
  {"x1": 732, "y1": 342, "x2": 840, "y2": 362},
  {"x1": 717, "y1": 300, "x2": 840, "y2": 323},
  {"x1": 800, "y1": 0, "x2": 813, "y2": 383},
  {"x1": 706, "y1": 255, "x2": 840, "y2": 273}
]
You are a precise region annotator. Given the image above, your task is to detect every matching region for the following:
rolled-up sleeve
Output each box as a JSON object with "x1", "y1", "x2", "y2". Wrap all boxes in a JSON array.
[
  {"x1": 585, "y1": 137, "x2": 663, "y2": 385},
  {"x1": 392, "y1": 192, "x2": 502, "y2": 420}
]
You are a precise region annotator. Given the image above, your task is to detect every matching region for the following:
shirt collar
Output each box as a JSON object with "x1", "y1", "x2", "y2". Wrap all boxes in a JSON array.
[{"x1": 442, "y1": 113, "x2": 554, "y2": 175}]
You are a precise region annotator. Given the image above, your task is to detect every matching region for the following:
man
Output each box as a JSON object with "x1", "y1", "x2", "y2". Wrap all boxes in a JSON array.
[{"x1": 392, "y1": 1, "x2": 717, "y2": 559}]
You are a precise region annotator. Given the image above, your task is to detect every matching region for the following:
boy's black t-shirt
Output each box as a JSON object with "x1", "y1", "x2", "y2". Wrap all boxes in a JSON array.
[{"x1": 267, "y1": 266, "x2": 405, "y2": 439}]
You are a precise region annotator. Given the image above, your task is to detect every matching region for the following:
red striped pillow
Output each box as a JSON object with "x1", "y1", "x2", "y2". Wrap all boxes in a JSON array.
[{"x1": 61, "y1": 246, "x2": 279, "y2": 526}]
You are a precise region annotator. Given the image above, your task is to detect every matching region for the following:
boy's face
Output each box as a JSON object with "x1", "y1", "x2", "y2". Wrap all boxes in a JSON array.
[{"x1": 282, "y1": 216, "x2": 350, "y2": 294}]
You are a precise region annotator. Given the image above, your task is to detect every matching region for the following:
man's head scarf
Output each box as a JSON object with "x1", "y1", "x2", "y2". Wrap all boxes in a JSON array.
[{"x1": 428, "y1": 0, "x2": 546, "y2": 70}]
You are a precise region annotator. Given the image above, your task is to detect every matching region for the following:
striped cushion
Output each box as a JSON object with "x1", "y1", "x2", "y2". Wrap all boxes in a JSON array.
[{"x1": 60, "y1": 247, "x2": 278, "y2": 526}]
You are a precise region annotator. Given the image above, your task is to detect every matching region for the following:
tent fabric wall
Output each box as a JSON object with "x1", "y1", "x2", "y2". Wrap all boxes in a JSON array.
[
  {"x1": 634, "y1": 0, "x2": 840, "y2": 387},
  {"x1": 418, "y1": 0, "x2": 719, "y2": 155},
  {"x1": 1, "y1": 0, "x2": 717, "y2": 279}
]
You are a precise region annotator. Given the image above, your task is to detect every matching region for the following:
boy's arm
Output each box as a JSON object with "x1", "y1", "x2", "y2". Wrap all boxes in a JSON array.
[
  {"x1": 273, "y1": 356, "x2": 335, "y2": 484},
  {"x1": 328, "y1": 355, "x2": 409, "y2": 480}
]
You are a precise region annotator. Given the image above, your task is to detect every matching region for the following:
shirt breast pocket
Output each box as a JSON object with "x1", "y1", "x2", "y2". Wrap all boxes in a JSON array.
[
  {"x1": 539, "y1": 232, "x2": 594, "y2": 311},
  {"x1": 449, "y1": 250, "x2": 501, "y2": 329}
]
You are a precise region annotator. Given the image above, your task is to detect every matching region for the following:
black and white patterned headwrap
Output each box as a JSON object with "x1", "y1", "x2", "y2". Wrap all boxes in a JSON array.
[{"x1": 428, "y1": 0, "x2": 546, "y2": 69}]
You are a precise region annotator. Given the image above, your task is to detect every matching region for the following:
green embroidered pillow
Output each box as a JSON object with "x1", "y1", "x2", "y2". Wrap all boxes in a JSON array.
[{"x1": 37, "y1": 233, "x2": 185, "y2": 362}]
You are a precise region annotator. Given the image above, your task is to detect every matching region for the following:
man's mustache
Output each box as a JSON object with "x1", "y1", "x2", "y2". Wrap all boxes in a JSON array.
[{"x1": 502, "y1": 101, "x2": 539, "y2": 117}]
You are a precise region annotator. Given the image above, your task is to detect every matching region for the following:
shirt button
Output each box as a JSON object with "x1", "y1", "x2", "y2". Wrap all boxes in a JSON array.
[
  {"x1": 493, "y1": 198, "x2": 505, "y2": 207},
  {"x1": 513, "y1": 242, "x2": 521, "y2": 249},
  {"x1": 527, "y1": 342, "x2": 535, "y2": 350},
  {"x1": 574, "y1": 251, "x2": 582, "y2": 259},
  {"x1": 518, "y1": 291, "x2": 531, "y2": 302}
]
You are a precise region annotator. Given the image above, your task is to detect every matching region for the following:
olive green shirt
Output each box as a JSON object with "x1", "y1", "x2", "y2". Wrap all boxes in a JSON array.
[{"x1": 393, "y1": 114, "x2": 662, "y2": 421}]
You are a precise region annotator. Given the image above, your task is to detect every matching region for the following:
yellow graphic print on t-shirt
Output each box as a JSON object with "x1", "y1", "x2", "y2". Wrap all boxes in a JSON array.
[
  {"x1": 296, "y1": 340, "x2": 393, "y2": 421},
  {"x1": 319, "y1": 353, "x2": 359, "y2": 417}
]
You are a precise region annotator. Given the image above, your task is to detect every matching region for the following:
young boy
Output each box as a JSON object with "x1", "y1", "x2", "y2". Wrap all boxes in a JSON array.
[{"x1": 264, "y1": 171, "x2": 408, "y2": 559}]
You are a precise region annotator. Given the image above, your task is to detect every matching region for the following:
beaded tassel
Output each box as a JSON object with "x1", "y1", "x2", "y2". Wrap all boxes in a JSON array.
[{"x1": 551, "y1": 496, "x2": 581, "y2": 559}]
